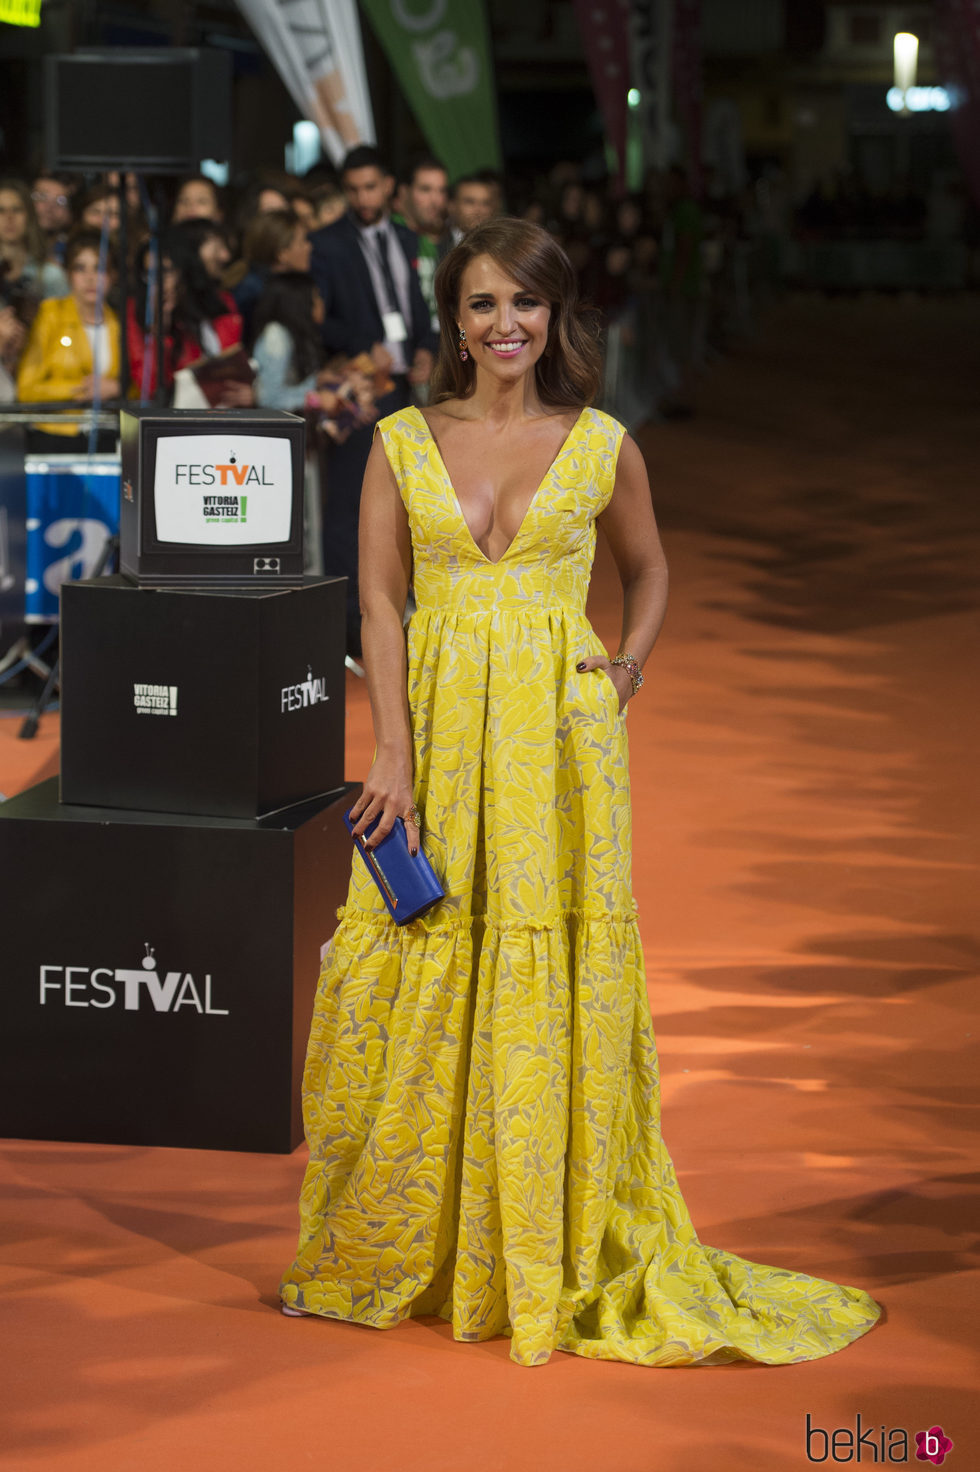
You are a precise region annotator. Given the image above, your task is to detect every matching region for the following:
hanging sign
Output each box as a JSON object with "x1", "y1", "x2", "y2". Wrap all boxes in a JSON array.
[
  {"x1": 935, "y1": 0, "x2": 980, "y2": 205},
  {"x1": 628, "y1": 0, "x2": 673, "y2": 172},
  {"x1": 234, "y1": 0, "x2": 375, "y2": 162},
  {"x1": 358, "y1": 0, "x2": 501, "y2": 179},
  {"x1": 573, "y1": 0, "x2": 631, "y2": 193}
]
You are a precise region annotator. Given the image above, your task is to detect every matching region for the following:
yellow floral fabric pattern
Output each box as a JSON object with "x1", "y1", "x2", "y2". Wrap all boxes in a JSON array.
[{"x1": 280, "y1": 405, "x2": 881, "y2": 1366}]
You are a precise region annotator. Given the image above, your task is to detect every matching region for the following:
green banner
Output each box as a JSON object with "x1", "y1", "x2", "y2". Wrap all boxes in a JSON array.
[{"x1": 359, "y1": 0, "x2": 501, "y2": 179}]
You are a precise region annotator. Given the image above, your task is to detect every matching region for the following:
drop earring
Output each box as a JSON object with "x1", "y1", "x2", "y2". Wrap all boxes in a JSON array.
[{"x1": 457, "y1": 326, "x2": 469, "y2": 362}]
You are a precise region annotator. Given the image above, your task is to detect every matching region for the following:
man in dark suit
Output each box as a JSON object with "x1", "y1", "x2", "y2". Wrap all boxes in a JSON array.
[{"x1": 310, "y1": 145, "x2": 438, "y2": 660}]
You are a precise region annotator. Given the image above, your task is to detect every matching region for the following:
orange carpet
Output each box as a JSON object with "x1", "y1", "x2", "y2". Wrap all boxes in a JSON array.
[
  {"x1": 2, "y1": 296, "x2": 978, "y2": 1472},
  {"x1": 0, "y1": 707, "x2": 59, "y2": 799}
]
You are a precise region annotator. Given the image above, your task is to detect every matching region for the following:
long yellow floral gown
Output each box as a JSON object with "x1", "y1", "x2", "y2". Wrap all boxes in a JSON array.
[{"x1": 280, "y1": 404, "x2": 881, "y2": 1367}]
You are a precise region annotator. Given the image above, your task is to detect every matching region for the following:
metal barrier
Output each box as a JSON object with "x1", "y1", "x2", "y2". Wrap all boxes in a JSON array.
[
  {"x1": 0, "y1": 409, "x2": 121, "y2": 663},
  {"x1": 786, "y1": 240, "x2": 969, "y2": 292},
  {"x1": 598, "y1": 240, "x2": 769, "y2": 429}
]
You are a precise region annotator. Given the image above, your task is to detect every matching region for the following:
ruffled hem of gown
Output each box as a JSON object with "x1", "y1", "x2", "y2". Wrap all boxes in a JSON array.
[
  {"x1": 280, "y1": 905, "x2": 881, "y2": 1367},
  {"x1": 280, "y1": 1270, "x2": 880, "y2": 1369}
]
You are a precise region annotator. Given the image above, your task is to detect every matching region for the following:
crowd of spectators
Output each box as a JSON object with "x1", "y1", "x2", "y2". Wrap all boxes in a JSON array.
[
  {"x1": 4, "y1": 143, "x2": 974, "y2": 677},
  {"x1": 0, "y1": 154, "x2": 789, "y2": 428},
  {"x1": 4, "y1": 147, "x2": 972, "y2": 598},
  {"x1": 0, "y1": 149, "x2": 803, "y2": 633},
  {"x1": 794, "y1": 169, "x2": 973, "y2": 242},
  {"x1": 3, "y1": 154, "x2": 974, "y2": 413}
]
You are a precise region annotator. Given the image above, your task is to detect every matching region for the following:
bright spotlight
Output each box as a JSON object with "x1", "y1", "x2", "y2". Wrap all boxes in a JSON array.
[
  {"x1": 894, "y1": 32, "x2": 919, "y2": 93},
  {"x1": 886, "y1": 85, "x2": 951, "y2": 113},
  {"x1": 290, "y1": 121, "x2": 322, "y2": 175}
]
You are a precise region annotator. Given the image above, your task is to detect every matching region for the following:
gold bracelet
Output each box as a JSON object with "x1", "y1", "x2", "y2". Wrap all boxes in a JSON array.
[{"x1": 610, "y1": 652, "x2": 644, "y2": 696}]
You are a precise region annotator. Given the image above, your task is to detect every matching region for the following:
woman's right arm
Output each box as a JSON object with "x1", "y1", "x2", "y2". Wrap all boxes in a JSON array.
[
  {"x1": 0, "y1": 306, "x2": 26, "y2": 371},
  {"x1": 347, "y1": 433, "x2": 420, "y2": 854},
  {"x1": 253, "y1": 322, "x2": 317, "y2": 410},
  {"x1": 15, "y1": 305, "x2": 57, "y2": 401}
]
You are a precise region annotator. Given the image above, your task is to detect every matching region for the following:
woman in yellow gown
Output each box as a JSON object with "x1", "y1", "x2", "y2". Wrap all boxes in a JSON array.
[{"x1": 280, "y1": 219, "x2": 880, "y2": 1367}]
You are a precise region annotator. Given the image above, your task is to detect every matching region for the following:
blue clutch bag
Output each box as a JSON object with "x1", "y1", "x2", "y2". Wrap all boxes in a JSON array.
[{"x1": 344, "y1": 809, "x2": 445, "y2": 925}]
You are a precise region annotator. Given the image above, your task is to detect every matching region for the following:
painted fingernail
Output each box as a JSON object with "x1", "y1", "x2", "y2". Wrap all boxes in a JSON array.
[
  {"x1": 576, "y1": 662, "x2": 586, "y2": 671},
  {"x1": 410, "y1": 847, "x2": 418, "y2": 857}
]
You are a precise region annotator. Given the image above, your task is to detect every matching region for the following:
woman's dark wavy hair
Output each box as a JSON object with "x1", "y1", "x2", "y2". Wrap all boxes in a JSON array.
[
  {"x1": 0, "y1": 178, "x2": 47, "y2": 267},
  {"x1": 165, "y1": 218, "x2": 229, "y2": 345},
  {"x1": 250, "y1": 270, "x2": 321, "y2": 378},
  {"x1": 431, "y1": 218, "x2": 601, "y2": 408},
  {"x1": 65, "y1": 227, "x2": 117, "y2": 276}
]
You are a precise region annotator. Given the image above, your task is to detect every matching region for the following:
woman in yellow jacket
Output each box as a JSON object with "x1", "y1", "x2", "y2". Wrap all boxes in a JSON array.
[{"x1": 17, "y1": 228, "x2": 120, "y2": 441}]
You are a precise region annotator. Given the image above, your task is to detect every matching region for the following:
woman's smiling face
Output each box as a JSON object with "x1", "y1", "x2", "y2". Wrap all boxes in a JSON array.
[
  {"x1": 457, "y1": 254, "x2": 551, "y2": 383},
  {"x1": 198, "y1": 230, "x2": 230, "y2": 279}
]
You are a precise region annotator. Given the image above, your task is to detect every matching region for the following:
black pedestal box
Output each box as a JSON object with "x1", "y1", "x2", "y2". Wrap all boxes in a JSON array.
[
  {"x1": 0, "y1": 779, "x2": 359, "y2": 1153},
  {"x1": 60, "y1": 575, "x2": 345, "y2": 819}
]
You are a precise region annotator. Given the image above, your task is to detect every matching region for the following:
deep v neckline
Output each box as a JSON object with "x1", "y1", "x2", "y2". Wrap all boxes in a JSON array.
[{"x1": 411, "y1": 405, "x2": 586, "y2": 566}]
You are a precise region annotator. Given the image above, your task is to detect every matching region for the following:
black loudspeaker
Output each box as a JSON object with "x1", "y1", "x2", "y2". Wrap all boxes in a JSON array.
[{"x1": 44, "y1": 48, "x2": 232, "y2": 173}]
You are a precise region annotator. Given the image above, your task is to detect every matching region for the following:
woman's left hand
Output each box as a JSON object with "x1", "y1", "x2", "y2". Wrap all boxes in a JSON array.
[
  {"x1": 0, "y1": 307, "x2": 25, "y2": 362},
  {"x1": 576, "y1": 654, "x2": 632, "y2": 713},
  {"x1": 73, "y1": 374, "x2": 121, "y2": 401}
]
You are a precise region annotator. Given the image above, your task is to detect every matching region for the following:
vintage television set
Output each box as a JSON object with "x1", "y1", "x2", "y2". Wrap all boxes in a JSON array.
[{"x1": 119, "y1": 407, "x2": 306, "y2": 587}]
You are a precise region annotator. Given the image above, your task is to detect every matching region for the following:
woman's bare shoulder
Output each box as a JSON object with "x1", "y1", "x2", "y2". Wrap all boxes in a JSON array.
[
  {"x1": 420, "y1": 401, "x2": 584, "y2": 433},
  {"x1": 417, "y1": 399, "x2": 473, "y2": 430}
]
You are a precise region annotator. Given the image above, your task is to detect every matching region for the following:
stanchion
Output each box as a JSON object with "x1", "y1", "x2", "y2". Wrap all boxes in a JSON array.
[
  {"x1": 0, "y1": 407, "x2": 121, "y2": 740},
  {"x1": 17, "y1": 531, "x2": 119, "y2": 740}
]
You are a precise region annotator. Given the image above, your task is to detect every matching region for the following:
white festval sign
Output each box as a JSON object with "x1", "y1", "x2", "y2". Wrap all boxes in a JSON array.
[{"x1": 153, "y1": 434, "x2": 293, "y2": 546}]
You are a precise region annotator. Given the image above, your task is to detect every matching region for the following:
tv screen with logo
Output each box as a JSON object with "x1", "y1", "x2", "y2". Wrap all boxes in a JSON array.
[
  {"x1": 120, "y1": 407, "x2": 306, "y2": 587},
  {"x1": 154, "y1": 434, "x2": 293, "y2": 545}
]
